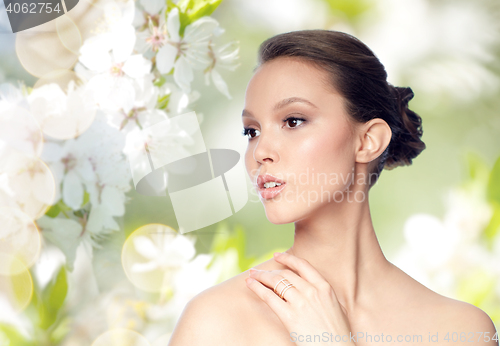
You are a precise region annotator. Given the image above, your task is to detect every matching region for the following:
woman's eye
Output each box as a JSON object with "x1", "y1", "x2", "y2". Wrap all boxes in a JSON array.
[
  {"x1": 241, "y1": 127, "x2": 260, "y2": 139},
  {"x1": 284, "y1": 116, "x2": 306, "y2": 128},
  {"x1": 241, "y1": 116, "x2": 305, "y2": 139}
]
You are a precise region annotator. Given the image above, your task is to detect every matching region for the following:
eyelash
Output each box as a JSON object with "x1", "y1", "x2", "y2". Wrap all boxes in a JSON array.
[{"x1": 241, "y1": 116, "x2": 306, "y2": 140}]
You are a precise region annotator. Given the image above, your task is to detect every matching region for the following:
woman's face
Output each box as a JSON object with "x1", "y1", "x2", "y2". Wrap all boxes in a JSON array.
[{"x1": 242, "y1": 57, "x2": 361, "y2": 224}]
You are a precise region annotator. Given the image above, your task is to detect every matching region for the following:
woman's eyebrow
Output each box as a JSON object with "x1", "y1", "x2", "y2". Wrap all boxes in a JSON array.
[
  {"x1": 273, "y1": 97, "x2": 318, "y2": 111},
  {"x1": 242, "y1": 96, "x2": 318, "y2": 117}
]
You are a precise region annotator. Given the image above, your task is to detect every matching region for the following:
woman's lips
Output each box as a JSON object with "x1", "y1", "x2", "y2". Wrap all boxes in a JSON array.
[{"x1": 258, "y1": 182, "x2": 287, "y2": 199}]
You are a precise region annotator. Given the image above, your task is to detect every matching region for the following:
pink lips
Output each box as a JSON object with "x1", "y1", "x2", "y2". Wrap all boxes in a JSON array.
[{"x1": 256, "y1": 173, "x2": 287, "y2": 200}]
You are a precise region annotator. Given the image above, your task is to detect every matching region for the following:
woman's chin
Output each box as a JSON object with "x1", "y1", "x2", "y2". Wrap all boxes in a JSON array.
[
  {"x1": 266, "y1": 217, "x2": 291, "y2": 225},
  {"x1": 264, "y1": 207, "x2": 305, "y2": 225}
]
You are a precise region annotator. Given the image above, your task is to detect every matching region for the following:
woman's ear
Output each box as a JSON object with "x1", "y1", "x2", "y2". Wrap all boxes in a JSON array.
[{"x1": 355, "y1": 118, "x2": 392, "y2": 164}]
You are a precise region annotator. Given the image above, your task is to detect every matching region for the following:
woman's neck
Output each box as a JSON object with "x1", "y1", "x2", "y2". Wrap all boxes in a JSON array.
[{"x1": 286, "y1": 190, "x2": 392, "y2": 314}]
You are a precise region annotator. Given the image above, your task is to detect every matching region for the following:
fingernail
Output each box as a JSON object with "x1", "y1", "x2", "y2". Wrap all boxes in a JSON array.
[
  {"x1": 273, "y1": 252, "x2": 282, "y2": 258},
  {"x1": 245, "y1": 277, "x2": 255, "y2": 284},
  {"x1": 249, "y1": 268, "x2": 258, "y2": 275}
]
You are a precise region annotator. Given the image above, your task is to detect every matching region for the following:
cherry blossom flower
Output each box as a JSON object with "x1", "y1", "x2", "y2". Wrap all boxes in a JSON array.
[
  {"x1": 0, "y1": 85, "x2": 43, "y2": 156},
  {"x1": 135, "y1": 13, "x2": 168, "y2": 57},
  {"x1": 156, "y1": 8, "x2": 219, "y2": 92},
  {"x1": 78, "y1": 0, "x2": 152, "y2": 114},
  {"x1": 28, "y1": 81, "x2": 97, "y2": 140},
  {"x1": 160, "y1": 81, "x2": 200, "y2": 117},
  {"x1": 131, "y1": 232, "x2": 196, "y2": 273},
  {"x1": 41, "y1": 112, "x2": 131, "y2": 231},
  {"x1": 103, "y1": 73, "x2": 167, "y2": 133},
  {"x1": 79, "y1": 0, "x2": 136, "y2": 72},
  {"x1": 83, "y1": 56, "x2": 152, "y2": 114},
  {"x1": 393, "y1": 183, "x2": 495, "y2": 296},
  {"x1": 0, "y1": 144, "x2": 56, "y2": 219},
  {"x1": 204, "y1": 40, "x2": 240, "y2": 99}
]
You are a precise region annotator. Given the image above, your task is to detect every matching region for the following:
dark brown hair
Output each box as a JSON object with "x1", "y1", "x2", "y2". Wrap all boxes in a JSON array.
[{"x1": 256, "y1": 30, "x2": 426, "y2": 187}]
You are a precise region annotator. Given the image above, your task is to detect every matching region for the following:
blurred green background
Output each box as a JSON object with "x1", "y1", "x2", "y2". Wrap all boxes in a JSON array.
[
  {"x1": 121, "y1": 0, "x2": 500, "y2": 260},
  {"x1": 1, "y1": 0, "x2": 499, "y2": 339}
]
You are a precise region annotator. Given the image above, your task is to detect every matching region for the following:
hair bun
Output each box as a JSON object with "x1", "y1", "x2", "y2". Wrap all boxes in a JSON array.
[
  {"x1": 398, "y1": 86, "x2": 414, "y2": 105},
  {"x1": 384, "y1": 85, "x2": 426, "y2": 170}
]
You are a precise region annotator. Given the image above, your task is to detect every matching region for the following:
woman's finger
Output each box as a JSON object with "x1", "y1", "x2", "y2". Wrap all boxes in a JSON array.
[
  {"x1": 245, "y1": 276, "x2": 290, "y2": 311},
  {"x1": 273, "y1": 252, "x2": 325, "y2": 285},
  {"x1": 249, "y1": 269, "x2": 302, "y2": 302}
]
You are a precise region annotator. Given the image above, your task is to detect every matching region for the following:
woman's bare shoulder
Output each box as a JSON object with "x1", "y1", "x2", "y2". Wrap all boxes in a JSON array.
[
  {"x1": 389, "y1": 264, "x2": 498, "y2": 345},
  {"x1": 432, "y1": 296, "x2": 498, "y2": 345},
  {"x1": 167, "y1": 263, "x2": 270, "y2": 346}
]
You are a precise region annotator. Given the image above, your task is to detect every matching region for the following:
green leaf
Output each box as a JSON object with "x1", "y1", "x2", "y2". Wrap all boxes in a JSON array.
[
  {"x1": 73, "y1": 210, "x2": 84, "y2": 218},
  {"x1": 176, "y1": 0, "x2": 194, "y2": 13},
  {"x1": 484, "y1": 205, "x2": 500, "y2": 243},
  {"x1": 157, "y1": 94, "x2": 170, "y2": 110},
  {"x1": 208, "y1": 223, "x2": 256, "y2": 271},
  {"x1": 178, "y1": 12, "x2": 191, "y2": 36},
  {"x1": 233, "y1": 225, "x2": 257, "y2": 271},
  {"x1": 30, "y1": 266, "x2": 68, "y2": 330},
  {"x1": 168, "y1": 0, "x2": 223, "y2": 36},
  {"x1": 466, "y1": 151, "x2": 490, "y2": 183},
  {"x1": 82, "y1": 190, "x2": 90, "y2": 207},
  {"x1": 57, "y1": 200, "x2": 72, "y2": 212},
  {"x1": 323, "y1": 0, "x2": 373, "y2": 22},
  {"x1": 0, "y1": 323, "x2": 35, "y2": 346},
  {"x1": 487, "y1": 155, "x2": 500, "y2": 205},
  {"x1": 49, "y1": 317, "x2": 71, "y2": 344},
  {"x1": 456, "y1": 269, "x2": 496, "y2": 308},
  {"x1": 186, "y1": 0, "x2": 223, "y2": 22},
  {"x1": 165, "y1": 3, "x2": 191, "y2": 37},
  {"x1": 153, "y1": 75, "x2": 167, "y2": 87},
  {"x1": 45, "y1": 199, "x2": 73, "y2": 218},
  {"x1": 45, "y1": 204, "x2": 61, "y2": 218},
  {"x1": 40, "y1": 266, "x2": 67, "y2": 330},
  {"x1": 45, "y1": 266, "x2": 68, "y2": 311},
  {"x1": 24, "y1": 284, "x2": 42, "y2": 328}
]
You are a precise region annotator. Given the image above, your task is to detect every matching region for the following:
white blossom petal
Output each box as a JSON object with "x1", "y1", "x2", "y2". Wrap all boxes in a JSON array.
[
  {"x1": 131, "y1": 260, "x2": 159, "y2": 273},
  {"x1": 140, "y1": 0, "x2": 164, "y2": 14},
  {"x1": 86, "y1": 205, "x2": 120, "y2": 235},
  {"x1": 63, "y1": 170, "x2": 83, "y2": 210},
  {"x1": 37, "y1": 216, "x2": 83, "y2": 271},
  {"x1": 173, "y1": 57, "x2": 193, "y2": 92},
  {"x1": 133, "y1": 236, "x2": 160, "y2": 260},
  {"x1": 156, "y1": 44, "x2": 178, "y2": 75},
  {"x1": 79, "y1": 34, "x2": 114, "y2": 72},
  {"x1": 76, "y1": 158, "x2": 96, "y2": 182},
  {"x1": 112, "y1": 24, "x2": 136, "y2": 63},
  {"x1": 119, "y1": 0, "x2": 136, "y2": 25},
  {"x1": 167, "y1": 234, "x2": 196, "y2": 262},
  {"x1": 210, "y1": 69, "x2": 231, "y2": 99},
  {"x1": 100, "y1": 186, "x2": 125, "y2": 216},
  {"x1": 167, "y1": 7, "x2": 180, "y2": 42},
  {"x1": 183, "y1": 16, "x2": 219, "y2": 43},
  {"x1": 87, "y1": 74, "x2": 136, "y2": 113},
  {"x1": 122, "y1": 54, "x2": 152, "y2": 79},
  {"x1": 40, "y1": 142, "x2": 64, "y2": 163}
]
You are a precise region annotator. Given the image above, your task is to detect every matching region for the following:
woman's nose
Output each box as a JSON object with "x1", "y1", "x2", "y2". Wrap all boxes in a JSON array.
[{"x1": 252, "y1": 132, "x2": 280, "y2": 165}]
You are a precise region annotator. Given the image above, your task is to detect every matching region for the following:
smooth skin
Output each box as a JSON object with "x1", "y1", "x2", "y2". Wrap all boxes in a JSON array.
[{"x1": 168, "y1": 57, "x2": 498, "y2": 346}]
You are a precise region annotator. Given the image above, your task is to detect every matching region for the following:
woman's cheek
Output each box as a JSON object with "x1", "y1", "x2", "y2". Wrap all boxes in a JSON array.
[{"x1": 300, "y1": 132, "x2": 353, "y2": 192}]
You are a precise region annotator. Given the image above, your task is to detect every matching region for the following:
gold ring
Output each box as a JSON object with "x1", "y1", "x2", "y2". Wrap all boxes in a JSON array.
[
  {"x1": 280, "y1": 283, "x2": 295, "y2": 301},
  {"x1": 273, "y1": 278, "x2": 289, "y2": 294},
  {"x1": 278, "y1": 281, "x2": 293, "y2": 298}
]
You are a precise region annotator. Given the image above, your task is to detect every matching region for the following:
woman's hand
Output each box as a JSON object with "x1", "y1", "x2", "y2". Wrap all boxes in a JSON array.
[{"x1": 245, "y1": 252, "x2": 356, "y2": 346}]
